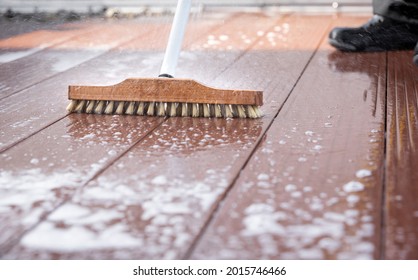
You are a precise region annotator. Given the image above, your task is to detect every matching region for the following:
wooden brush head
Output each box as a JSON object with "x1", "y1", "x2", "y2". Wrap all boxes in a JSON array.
[{"x1": 68, "y1": 78, "x2": 263, "y2": 106}]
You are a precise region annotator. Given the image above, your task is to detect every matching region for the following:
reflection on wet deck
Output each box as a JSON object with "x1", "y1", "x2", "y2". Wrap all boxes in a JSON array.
[{"x1": 0, "y1": 12, "x2": 417, "y2": 259}]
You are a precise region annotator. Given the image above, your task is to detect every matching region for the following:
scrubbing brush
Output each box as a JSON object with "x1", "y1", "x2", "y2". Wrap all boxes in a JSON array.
[{"x1": 66, "y1": 0, "x2": 263, "y2": 118}]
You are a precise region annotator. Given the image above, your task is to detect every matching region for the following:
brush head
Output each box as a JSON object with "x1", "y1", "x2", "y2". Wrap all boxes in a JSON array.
[
  {"x1": 67, "y1": 78, "x2": 263, "y2": 118},
  {"x1": 66, "y1": 100, "x2": 262, "y2": 118}
]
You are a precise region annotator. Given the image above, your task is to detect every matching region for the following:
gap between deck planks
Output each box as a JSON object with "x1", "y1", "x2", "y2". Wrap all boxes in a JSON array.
[
  {"x1": 0, "y1": 20, "x2": 164, "y2": 100},
  {"x1": 2, "y1": 12, "x2": 416, "y2": 260},
  {"x1": 0, "y1": 11, "x2": 242, "y2": 254},
  {"x1": 0, "y1": 20, "x2": 103, "y2": 63},
  {"x1": 0, "y1": 13, "x2": 232, "y2": 153},
  {"x1": 385, "y1": 50, "x2": 418, "y2": 260},
  {"x1": 0, "y1": 12, "x2": 288, "y2": 258},
  {"x1": 191, "y1": 16, "x2": 387, "y2": 260},
  {"x1": 1, "y1": 13, "x2": 332, "y2": 259},
  {"x1": 0, "y1": 13, "x2": 238, "y2": 101}
]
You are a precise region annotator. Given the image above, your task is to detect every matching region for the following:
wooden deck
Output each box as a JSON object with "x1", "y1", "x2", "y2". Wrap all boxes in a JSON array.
[{"x1": 0, "y1": 12, "x2": 417, "y2": 260}]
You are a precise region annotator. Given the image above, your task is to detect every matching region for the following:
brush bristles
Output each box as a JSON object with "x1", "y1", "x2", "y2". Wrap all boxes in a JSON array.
[
  {"x1": 137, "y1": 102, "x2": 145, "y2": 115},
  {"x1": 169, "y1": 103, "x2": 178, "y2": 117},
  {"x1": 147, "y1": 102, "x2": 155, "y2": 116},
  {"x1": 75, "y1": 100, "x2": 86, "y2": 112},
  {"x1": 203, "y1": 104, "x2": 210, "y2": 118},
  {"x1": 192, "y1": 103, "x2": 199, "y2": 118},
  {"x1": 67, "y1": 100, "x2": 262, "y2": 118},
  {"x1": 115, "y1": 101, "x2": 125, "y2": 114},
  {"x1": 95, "y1": 100, "x2": 105, "y2": 114},
  {"x1": 215, "y1": 104, "x2": 222, "y2": 118},
  {"x1": 157, "y1": 102, "x2": 166, "y2": 116},
  {"x1": 180, "y1": 103, "x2": 187, "y2": 117},
  {"x1": 237, "y1": 105, "x2": 246, "y2": 118},
  {"x1": 126, "y1": 101, "x2": 136, "y2": 115},
  {"x1": 85, "y1": 101, "x2": 96, "y2": 113},
  {"x1": 225, "y1": 105, "x2": 233, "y2": 118},
  {"x1": 66, "y1": 100, "x2": 78, "y2": 112},
  {"x1": 104, "y1": 101, "x2": 114, "y2": 114}
]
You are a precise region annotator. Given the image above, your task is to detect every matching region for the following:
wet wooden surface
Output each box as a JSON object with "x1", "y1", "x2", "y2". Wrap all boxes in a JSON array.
[
  {"x1": 192, "y1": 18, "x2": 387, "y2": 260},
  {"x1": 0, "y1": 12, "x2": 417, "y2": 260},
  {"x1": 385, "y1": 50, "x2": 418, "y2": 259},
  {"x1": 0, "y1": 21, "x2": 160, "y2": 99}
]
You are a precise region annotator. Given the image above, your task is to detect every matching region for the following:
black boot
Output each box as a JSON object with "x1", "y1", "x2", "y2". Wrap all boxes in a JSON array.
[{"x1": 329, "y1": 15, "x2": 418, "y2": 52}]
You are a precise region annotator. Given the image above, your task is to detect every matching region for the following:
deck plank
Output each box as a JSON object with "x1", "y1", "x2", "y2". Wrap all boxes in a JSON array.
[
  {"x1": 0, "y1": 12, "x2": 281, "y2": 258},
  {"x1": 0, "y1": 14, "x2": 228, "y2": 256},
  {"x1": 191, "y1": 16, "x2": 387, "y2": 260},
  {"x1": 0, "y1": 114, "x2": 165, "y2": 254},
  {"x1": 0, "y1": 21, "x2": 101, "y2": 63},
  {"x1": 2, "y1": 15, "x2": 332, "y2": 259},
  {"x1": 0, "y1": 15, "x2": 227, "y2": 153},
  {"x1": 0, "y1": 21, "x2": 167, "y2": 100},
  {"x1": 385, "y1": 51, "x2": 418, "y2": 259}
]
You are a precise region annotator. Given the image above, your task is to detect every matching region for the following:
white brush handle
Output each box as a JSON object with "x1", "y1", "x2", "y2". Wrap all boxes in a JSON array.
[{"x1": 159, "y1": 0, "x2": 192, "y2": 78}]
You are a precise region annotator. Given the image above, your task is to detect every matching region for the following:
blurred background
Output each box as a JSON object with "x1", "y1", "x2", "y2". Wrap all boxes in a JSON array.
[{"x1": 1, "y1": 0, "x2": 373, "y2": 14}]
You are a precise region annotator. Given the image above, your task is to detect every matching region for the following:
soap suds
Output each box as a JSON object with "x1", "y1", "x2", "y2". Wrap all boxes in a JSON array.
[
  {"x1": 21, "y1": 222, "x2": 142, "y2": 251},
  {"x1": 343, "y1": 181, "x2": 365, "y2": 192},
  {"x1": 151, "y1": 175, "x2": 168, "y2": 185},
  {"x1": 356, "y1": 169, "x2": 372, "y2": 178}
]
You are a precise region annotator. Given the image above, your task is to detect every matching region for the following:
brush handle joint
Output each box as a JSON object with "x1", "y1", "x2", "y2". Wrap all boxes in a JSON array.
[{"x1": 158, "y1": 74, "x2": 174, "y2": 78}]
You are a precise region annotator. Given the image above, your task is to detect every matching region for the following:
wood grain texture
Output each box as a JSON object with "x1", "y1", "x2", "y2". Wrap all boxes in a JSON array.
[
  {"x1": 4, "y1": 117, "x2": 266, "y2": 259},
  {"x1": 0, "y1": 114, "x2": 165, "y2": 255},
  {"x1": 68, "y1": 78, "x2": 263, "y2": 105},
  {"x1": 0, "y1": 15, "x2": 223, "y2": 153},
  {"x1": 3, "y1": 14, "x2": 332, "y2": 259},
  {"x1": 0, "y1": 35, "x2": 167, "y2": 153},
  {"x1": 385, "y1": 51, "x2": 418, "y2": 259},
  {"x1": 0, "y1": 21, "x2": 100, "y2": 63},
  {"x1": 6, "y1": 13, "x2": 415, "y2": 260},
  {"x1": 0, "y1": 12, "x2": 270, "y2": 258},
  {"x1": 191, "y1": 16, "x2": 387, "y2": 260},
  {"x1": 0, "y1": 14, "x2": 227, "y2": 256},
  {"x1": 0, "y1": 21, "x2": 162, "y2": 100}
]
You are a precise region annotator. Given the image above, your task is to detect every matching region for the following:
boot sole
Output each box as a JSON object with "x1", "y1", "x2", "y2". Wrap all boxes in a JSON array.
[
  {"x1": 328, "y1": 38, "x2": 357, "y2": 52},
  {"x1": 329, "y1": 38, "x2": 395, "y2": 52}
]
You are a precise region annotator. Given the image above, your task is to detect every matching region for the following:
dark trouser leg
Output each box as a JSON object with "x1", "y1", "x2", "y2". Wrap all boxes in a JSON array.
[{"x1": 374, "y1": 0, "x2": 418, "y2": 25}]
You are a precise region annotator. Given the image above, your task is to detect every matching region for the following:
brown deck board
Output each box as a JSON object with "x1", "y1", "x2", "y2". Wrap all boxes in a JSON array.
[
  {"x1": 0, "y1": 21, "x2": 166, "y2": 100},
  {"x1": 0, "y1": 16, "x2": 224, "y2": 153},
  {"x1": 0, "y1": 21, "x2": 101, "y2": 64},
  {"x1": 385, "y1": 51, "x2": 418, "y2": 259},
  {"x1": 191, "y1": 16, "x2": 387, "y2": 260},
  {"x1": 0, "y1": 114, "x2": 165, "y2": 254},
  {"x1": 1, "y1": 12, "x2": 417, "y2": 260},
  {"x1": 2, "y1": 14, "x2": 332, "y2": 259},
  {"x1": 0, "y1": 12, "x2": 282, "y2": 257},
  {"x1": 0, "y1": 52, "x2": 159, "y2": 153},
  {"x1": 0, "y1": 14, "x2": 229, "y2": 255}
]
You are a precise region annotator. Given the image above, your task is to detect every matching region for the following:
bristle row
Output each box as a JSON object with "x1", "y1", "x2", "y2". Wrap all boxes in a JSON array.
[{"x1": 67, "y1": 100, "x2": 262, "y2": 118}]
